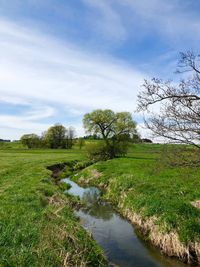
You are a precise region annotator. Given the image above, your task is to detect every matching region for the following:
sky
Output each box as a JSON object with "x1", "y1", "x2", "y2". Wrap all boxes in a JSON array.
[{"x1": 0, "y1": 0, "x2": 200, "y2": 140}]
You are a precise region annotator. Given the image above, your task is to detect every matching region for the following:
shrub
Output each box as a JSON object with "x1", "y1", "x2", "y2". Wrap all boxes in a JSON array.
[
  {"x1": 114, "y1": 141, "x2": 130, "y2": 157},
  {"x1": 85, "y1": 142, "x2": 111, "y2": 161},
  {"x1": 85, "y1": 141, "x2": 131, "y2": 161}
]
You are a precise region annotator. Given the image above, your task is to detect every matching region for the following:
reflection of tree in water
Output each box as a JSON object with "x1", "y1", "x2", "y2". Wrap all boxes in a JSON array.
[
  {"x1": 81, "y1": 188, "x2": 113, "y2": 221},
  {"x1": 88, "y1": 202, "x2": 113, "y2": 221},
  {"x1": 82, "y1": 188, "x2": 100, "y2": 204}
]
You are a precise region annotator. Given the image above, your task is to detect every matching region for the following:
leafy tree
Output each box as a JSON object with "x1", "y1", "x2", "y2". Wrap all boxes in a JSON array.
[
  {"x1": 44, "y1": 124, "x2": 67, "y2": 149},
  {"x1": 20, "y1": 134, "x2": 40, "y2": 149},
  {"x1": 137, "y1": 51, "x2": 200, "y2": 148},
  {"x1": 83, "y1": 109, "x2": 137, "y2": 159},
  {"x1": 43, "y1": 124, "x2": 75, "y2": 149}
]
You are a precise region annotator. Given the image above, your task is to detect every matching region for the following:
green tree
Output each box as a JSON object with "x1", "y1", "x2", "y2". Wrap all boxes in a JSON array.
[
  {"x1": 44, "y1": 124, "x2": 67, "y2": 149},
  {"x1": 83, "y1": 109, "x2": 137, "y2": 159},
  {"x1": 20, "y1": 134, "x2": 40, "y2": 149}
]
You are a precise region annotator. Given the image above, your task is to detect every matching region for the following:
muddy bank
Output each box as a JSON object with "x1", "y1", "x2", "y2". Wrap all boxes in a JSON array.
[
  {"x1": 47, "y1": 160, "x2": 94, "y2": 180},
  {"x1": 47, "y1": 163, "x2": 67, "y2": 179}
]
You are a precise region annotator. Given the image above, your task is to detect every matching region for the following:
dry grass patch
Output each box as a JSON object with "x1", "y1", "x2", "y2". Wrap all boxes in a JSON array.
[{"x1": 191, "y1": 200, "x2": 200, "y2": 210}]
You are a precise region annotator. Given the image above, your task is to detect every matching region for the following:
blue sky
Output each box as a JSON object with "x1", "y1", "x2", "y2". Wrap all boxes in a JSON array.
[{"x1": 0, "y1": 0, "x2": 200, "y2": 139}]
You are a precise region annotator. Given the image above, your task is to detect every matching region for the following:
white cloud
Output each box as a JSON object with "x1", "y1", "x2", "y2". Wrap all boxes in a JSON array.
[{"x1": 0, "y1": 19, "x2": 146, "y2": 139}]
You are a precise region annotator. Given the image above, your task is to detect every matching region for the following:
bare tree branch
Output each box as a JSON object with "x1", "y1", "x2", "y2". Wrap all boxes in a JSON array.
[{"x1": 137, "y1": 51, "x2": 200, "y2": 148}]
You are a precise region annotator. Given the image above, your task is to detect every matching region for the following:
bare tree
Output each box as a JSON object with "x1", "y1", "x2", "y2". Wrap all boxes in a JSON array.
[
  {"x1": 137, "y1": 51, "x2": 200, "y2": 148},
  {"x1": 66, "y1": 127, "x2": 75, "y2": 148}
]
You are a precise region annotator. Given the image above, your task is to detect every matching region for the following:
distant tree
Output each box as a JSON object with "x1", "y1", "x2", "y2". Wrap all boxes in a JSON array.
[
  {"x1": 83, "y1": 109, "x2": 137, "y2": 159},
  {"x1": 40, "y1": 131, "x2": 48, "y2": 148},
  {"x1": 43, "y1": 124, "x2": 75, "y2": 149},
  {"x1": 20, "y1": 134, "x2": 40, "y2": 149},
  {"x1": 83, "y1": 134, "x2": 101, "y2": 140},
  {"x1": 77, "y1": 137, "x2": 85, "y2": 149},
  {"x1": 132, "y1": 133, "x2": 142, "y2": 143},
  {"x1": 137, "y1": 51, "x2": 200, "y2": 148},
  {"x1": 44, "y1": 124, "x2": 67, "y2": 149},
  {"x1": 0, "y1": 139, "x2": 11, "y2": 142},
  {"x1": 142, "y1": 138, "x2": 153, "y2": 143},
  {"x1": 66, "y1": 127, "x2": 75, "y2": 149}
]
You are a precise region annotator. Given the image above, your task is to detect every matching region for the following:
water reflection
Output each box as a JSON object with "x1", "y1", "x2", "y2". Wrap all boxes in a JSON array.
[
  {"x1": 64, "y1": 178, "x2": 187, "y2": 267},
  {"x1": 81, "y1": 189, "x2": 100, "y2": 205},
  {"x1": 83, "y1": 200, "x2": 114, "y2": 221}
]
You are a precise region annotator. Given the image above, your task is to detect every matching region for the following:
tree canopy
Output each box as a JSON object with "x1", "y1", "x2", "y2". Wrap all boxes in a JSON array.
[
  {"x1": 20, "y1": 124, "x2": 75, "y2": 149},
  {"x1": 20, "y1": 134, "x2": 40, "y2": 149},
  {"x1": 83, "y1": 109, "x2": 137, "y2": 158},
  {"x1": 43, "y1": 124, "x2": 67, "y2": 149}
]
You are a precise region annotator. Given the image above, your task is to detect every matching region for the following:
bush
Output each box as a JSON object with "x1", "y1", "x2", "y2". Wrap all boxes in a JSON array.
[
  {"x1": 85, "y1": 140, "x2": 131, "y2": 161},
  {"x1": 20, "y1": 134, "x2": 41, "y2": 149},
  {"x1": 85, "y1": 142, "x2": 111, "y2": 161},
  {"x1": 114, "y1": 141, "x2": 130, "y2": 157}
]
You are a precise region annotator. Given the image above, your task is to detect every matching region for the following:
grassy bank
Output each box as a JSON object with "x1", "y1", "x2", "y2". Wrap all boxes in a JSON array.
[
  {"x1": 1, "y1": 144, "x2": 200, "y2": 266},
  {"x1": 73, "y1": 144, "x2": 200, "y2": 264},
  {"x1": 0, "y1": 148, "x2": 106, "y2": 266}
]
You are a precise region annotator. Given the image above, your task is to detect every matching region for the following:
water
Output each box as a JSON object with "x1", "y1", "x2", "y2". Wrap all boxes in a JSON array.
[{"x1": 64, "y1": 178, "x2": 187, "y2": 267}]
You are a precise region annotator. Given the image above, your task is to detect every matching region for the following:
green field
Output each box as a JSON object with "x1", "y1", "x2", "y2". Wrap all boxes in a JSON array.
[
  {"x1": 0, "y1": 147, "x2": 106, "y2": 267},
  {"x1": 1, "y1": 144, "x2": 200, "y2": 266}
]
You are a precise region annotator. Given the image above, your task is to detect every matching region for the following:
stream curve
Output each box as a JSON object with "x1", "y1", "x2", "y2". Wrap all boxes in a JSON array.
[{"x1": 63, "y1": 178, "x2": 187, "y2": 267}]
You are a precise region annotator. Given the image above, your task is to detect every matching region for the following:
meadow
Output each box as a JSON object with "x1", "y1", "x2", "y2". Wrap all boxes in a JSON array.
[
  {"x1": 0, "y1": 146, "x2": 106, "y2": 267},
  {"x1": 0, "y1": 143, "x2": 200, "y2": 266}
]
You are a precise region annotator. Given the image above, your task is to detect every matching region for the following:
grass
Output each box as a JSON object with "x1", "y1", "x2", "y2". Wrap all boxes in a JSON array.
[
  {"x1": 1, "y1": 142, "x2": 200, "y2": 265},
  {"x1": 0, "y1": 146, "x2": 106, "y2": 267},
  {"x1": 74, "y1": 144, "x2": 200, "y2": 245}
]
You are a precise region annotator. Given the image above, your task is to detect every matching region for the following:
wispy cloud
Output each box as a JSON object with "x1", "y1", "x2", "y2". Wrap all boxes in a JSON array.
[
  {"x1": 81, "y1": 0, "x2": 127, "y2": 42},
  {"x1": 0, "y1": 19, "x2": 145, "y2": 139},
  {"x1": 82, "y1": 0, "x2": 200, "y2": 48},
  {"x1": 116, "y1": 0, "x2": 200, "y2": 45}
]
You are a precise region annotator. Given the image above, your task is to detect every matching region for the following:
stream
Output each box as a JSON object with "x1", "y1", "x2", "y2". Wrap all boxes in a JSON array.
[{"x1": 63, "y1": 178, "x2": 187, "y2": 267}]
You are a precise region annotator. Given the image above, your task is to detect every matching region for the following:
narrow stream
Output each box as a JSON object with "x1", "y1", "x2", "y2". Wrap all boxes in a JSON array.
[{"x1": 63, "y1": 178, "x2": 187, "y2": 267}]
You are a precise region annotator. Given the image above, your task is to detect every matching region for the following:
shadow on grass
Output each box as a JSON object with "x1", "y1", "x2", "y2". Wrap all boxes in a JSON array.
[{"x1": 126, "y1": 156, "x2": 156, "y2": 160}]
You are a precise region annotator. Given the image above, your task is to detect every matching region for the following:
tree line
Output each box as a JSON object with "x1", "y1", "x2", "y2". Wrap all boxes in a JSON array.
[
  {"x1": 20, "y1": 124, "x2": 75, "y2": 149},
  {"x1": 20, "y1": 111, "x2": 142, "y2": 159}
]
